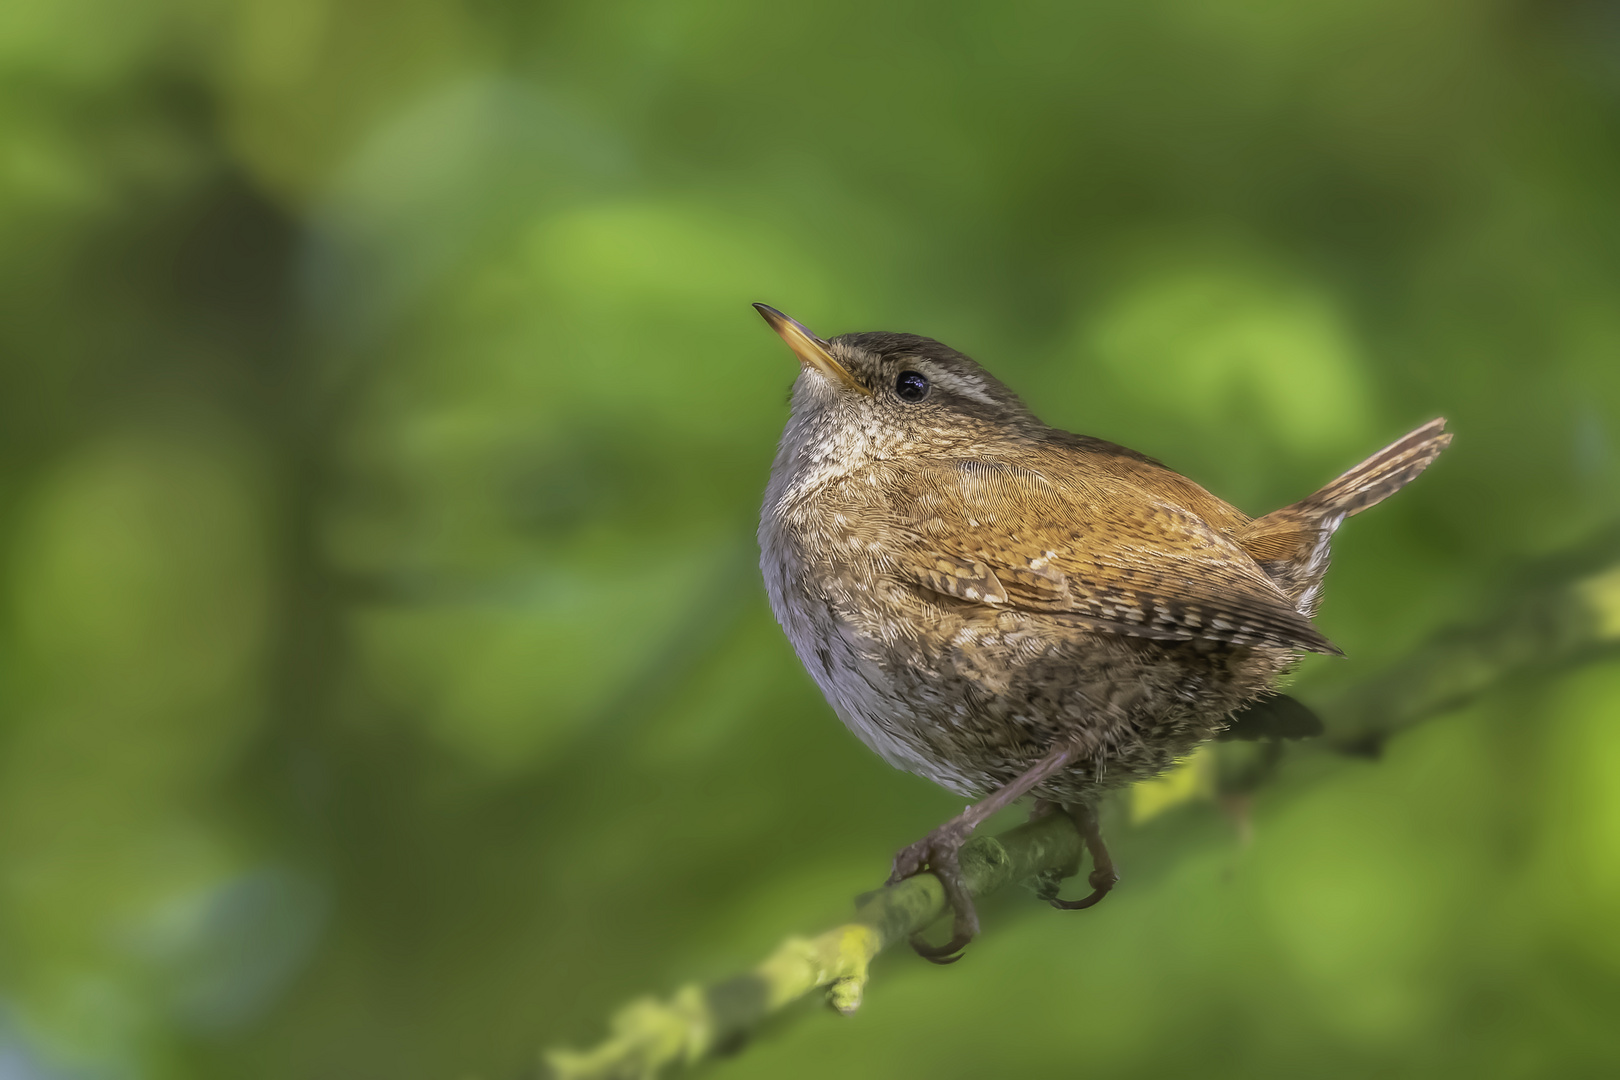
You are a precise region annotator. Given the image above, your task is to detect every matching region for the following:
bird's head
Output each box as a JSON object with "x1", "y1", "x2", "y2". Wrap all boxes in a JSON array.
[{"x1": 754, "y1": 304, "x2": 1039, "y2": 480}]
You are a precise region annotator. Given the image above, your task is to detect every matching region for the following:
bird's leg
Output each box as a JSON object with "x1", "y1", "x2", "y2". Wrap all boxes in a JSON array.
[
  {"x1": 1047, "y1": 802, "x2": 1119, "y2": 910},
  {"x1": 888, "y1": 736, "x2": 1082, "y2": 963}
]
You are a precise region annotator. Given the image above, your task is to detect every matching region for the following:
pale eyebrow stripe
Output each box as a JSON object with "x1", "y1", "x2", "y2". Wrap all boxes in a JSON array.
[{"x1": 913, "y1": 361, "x2": 998, "y2": 407}]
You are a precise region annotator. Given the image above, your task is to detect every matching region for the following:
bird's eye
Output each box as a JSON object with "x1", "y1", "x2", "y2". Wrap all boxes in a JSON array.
[{"x1": 895, "y1": 370, "x2": 930, "y2": 403}]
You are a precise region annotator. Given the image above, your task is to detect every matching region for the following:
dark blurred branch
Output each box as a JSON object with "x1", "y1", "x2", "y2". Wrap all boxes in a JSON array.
[
  {"x1": 539, "y1": 532, "x2": 1620, "y2": 1080},
  {"x1": 1320, "y1": 533, "x2": 1620, "y2": 755}
]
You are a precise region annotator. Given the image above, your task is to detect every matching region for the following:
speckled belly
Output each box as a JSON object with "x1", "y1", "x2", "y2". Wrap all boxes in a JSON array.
[{"x1": 822, "y1": 615, "x2": 1295, "y2": 803}]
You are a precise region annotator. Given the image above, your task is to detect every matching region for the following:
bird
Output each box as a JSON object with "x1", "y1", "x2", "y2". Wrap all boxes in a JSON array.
[{"x1": 753, "y1": 302, "x2": 1451, "y2": 961}]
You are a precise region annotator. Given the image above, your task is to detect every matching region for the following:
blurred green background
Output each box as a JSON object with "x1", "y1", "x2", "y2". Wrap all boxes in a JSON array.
[{"x1": 3, "y1": 0, "x2": 1620, "y2": 1077}]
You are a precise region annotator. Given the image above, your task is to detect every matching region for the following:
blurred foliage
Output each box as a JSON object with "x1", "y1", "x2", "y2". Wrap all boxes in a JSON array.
[{"x1": 0, "y1": 1, "x2": 1618, "y2": 1077}]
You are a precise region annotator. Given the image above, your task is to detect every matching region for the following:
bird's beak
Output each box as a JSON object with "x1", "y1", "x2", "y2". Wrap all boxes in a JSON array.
[{"x1": 753, "y1": 303, "x2": 870, "y2": 396}]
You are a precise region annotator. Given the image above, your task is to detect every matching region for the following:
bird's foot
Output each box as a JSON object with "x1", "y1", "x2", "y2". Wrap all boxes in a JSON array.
[
  {"x1": 885, "y1": 738, "x2": 1091, "y2": 962},
  {"x1": 1047, "y1": 803, "x2": 1119, "y2": 911},
  {"x1": 1048, "y1": 864, "x2": 1119, "y2": 909},
  {"x1": 888, "y1": 821, "x2": 980, "y2": 963}
]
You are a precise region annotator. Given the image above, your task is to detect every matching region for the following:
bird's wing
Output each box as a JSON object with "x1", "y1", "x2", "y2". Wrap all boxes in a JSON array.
[{"x1": 883, "y1": 457, "x2": 1339, "y2": 654}]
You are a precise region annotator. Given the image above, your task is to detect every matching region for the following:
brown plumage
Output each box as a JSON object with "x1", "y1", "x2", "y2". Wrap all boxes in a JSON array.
[{"x1": 754, "y1": 306, "x2": 1451, "y2": 959}]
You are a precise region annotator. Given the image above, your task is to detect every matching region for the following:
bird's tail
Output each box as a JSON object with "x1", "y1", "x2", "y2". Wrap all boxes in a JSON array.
[
  {"x1": 1236, "y1": 419, "x2": 1451, "y2": 609},
  {"x1": 1288, "y1": 417, "x2": 1452, "y2": 522}
]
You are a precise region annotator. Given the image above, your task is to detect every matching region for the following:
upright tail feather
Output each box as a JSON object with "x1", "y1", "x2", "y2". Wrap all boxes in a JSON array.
[
  {"x1": 1290, "y1": 417, "x2": 1452, "y2": 520},
  {"x1": 1236, "y1": 418, "x2": 1451, "y2": 612}
]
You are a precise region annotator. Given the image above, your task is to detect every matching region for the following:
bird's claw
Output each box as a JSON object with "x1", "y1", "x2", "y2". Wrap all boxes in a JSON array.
[
  {"x1": 886, "y1": 821, "x2": 970, "y2": 885},
  {"x1": 1048, "y1": 863, "x2": 1119, "y2": 910},
  {"x1": 1048, "y1": 805, "x2": 1119, "y2": 910},
  {"x1": 887, "y1": 822, "x2": 981, "y2": 961},
  {"x1": 908, "y1": 927, "x2": 971, "y2": 964}
]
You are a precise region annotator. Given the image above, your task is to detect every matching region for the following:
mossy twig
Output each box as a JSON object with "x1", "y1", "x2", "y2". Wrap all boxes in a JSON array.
[{"x1": 542, "y1": 811, "x2": 1081, "y2": 1080}]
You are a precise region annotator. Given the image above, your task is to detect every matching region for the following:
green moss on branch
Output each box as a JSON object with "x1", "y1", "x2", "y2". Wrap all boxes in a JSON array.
[{"x1": 542, "y1": 811, "x2": 1082, "y2": 1080}]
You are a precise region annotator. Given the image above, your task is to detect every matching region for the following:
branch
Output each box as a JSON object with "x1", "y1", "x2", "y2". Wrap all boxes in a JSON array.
[
  {"x1": 539, "y1": 530, "x2": 1620, "y2": 1080},
  {"x1": 1321, "y1": 543, "x2": 1620, "y2": 755},
  {"x1": 541, "y1": 811, "x2": 1082, "y2": 1080}
]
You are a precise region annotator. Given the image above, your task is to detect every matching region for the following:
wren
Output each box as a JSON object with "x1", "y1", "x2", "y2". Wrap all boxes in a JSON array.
[{"x1": 754, "y1": 303, "x2": 1450, "y2": 961}]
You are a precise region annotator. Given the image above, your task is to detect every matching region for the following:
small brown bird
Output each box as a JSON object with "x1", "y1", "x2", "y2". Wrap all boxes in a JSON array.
[{"x1": 754, "y1": 303, "x2": 1450, "y2": 961}]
